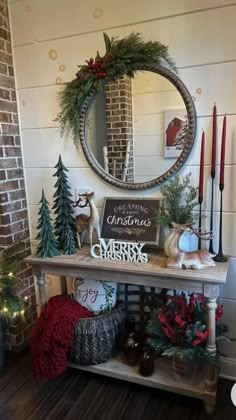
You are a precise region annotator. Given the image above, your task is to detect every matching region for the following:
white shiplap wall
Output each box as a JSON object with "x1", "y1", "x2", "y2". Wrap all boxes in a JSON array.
[{"x1": 8, "y1": 0, "x2": 236, "y2": 378}]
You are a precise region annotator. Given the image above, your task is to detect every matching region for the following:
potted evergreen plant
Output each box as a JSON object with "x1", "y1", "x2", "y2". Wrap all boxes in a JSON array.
[
  {"x1": 146, "y1": 292, "x2": 229, "y2": 384},
  {"x1": 155, "y1": 173, "x2": 198, "y2": 255}
]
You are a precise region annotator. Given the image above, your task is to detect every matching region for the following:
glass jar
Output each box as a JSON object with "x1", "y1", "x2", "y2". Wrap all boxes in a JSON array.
[
  {"x1": 139, "y1": 347, "x2": 154, "y2": 377},
  {"x1": 172, "y1": 356, "x2": 205, "y2": 385},
  {"x1": 123, "y1": 332, "x2": 139, "y2": 366}
]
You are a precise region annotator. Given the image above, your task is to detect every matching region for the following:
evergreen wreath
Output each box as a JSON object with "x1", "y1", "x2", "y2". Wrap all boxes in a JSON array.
[{"x1": 57, "y1": 32, "x2": 176, "y2": 146}]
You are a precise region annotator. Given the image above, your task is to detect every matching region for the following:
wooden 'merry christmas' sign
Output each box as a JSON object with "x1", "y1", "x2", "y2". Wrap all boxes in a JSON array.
[{"x1": 91, "y1": 238, "x2": 148, "y2": 263}]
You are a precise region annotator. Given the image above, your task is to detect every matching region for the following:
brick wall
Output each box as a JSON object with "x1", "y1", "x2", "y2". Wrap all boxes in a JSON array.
[
  {"x1": 105, "y1": 76, "x2": 134, "y2": 181},
  {"x1": 0, "y1": 0, "x2": 36, "y2": 351}
]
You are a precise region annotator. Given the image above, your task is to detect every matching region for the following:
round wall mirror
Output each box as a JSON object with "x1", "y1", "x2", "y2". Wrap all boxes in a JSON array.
[{"x1": 79, "y1": 64, "x2": 196, "y2": 190}]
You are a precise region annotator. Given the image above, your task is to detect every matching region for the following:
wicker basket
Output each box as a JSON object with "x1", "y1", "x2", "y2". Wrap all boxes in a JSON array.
[{"x1": 69, "y1": 303, "x2": 126, "y2": 365}]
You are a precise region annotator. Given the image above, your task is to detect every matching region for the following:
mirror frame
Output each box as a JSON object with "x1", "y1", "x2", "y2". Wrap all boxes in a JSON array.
[{"x1": 79, "y1": 64, "x2": 197, "y2": 190}]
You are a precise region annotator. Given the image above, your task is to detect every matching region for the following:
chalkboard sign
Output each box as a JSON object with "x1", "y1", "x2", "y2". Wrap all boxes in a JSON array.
[{"x1": 101, "y1": 197, "x2": 161, "y2": 244}]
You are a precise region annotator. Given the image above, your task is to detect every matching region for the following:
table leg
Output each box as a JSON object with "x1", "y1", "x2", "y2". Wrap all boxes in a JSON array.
[
  {"x1": 203, "y1": 285, "x2": 219, "y2": 415},
  {"x1": 60, "y1": 276, "x2": 68, "y2": 295},
  {"x1": 36, "y1": 272, "x2": 47, "y2": 309}
]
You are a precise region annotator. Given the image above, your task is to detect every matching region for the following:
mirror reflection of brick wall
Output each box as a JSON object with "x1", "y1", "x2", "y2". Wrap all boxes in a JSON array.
[{"x1": 105, "y1": 76, "x2": 134, "y2": 182}]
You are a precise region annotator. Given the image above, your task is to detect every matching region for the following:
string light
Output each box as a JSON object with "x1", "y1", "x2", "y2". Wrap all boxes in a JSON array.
[
  {"x1": 8, "y1": 272, "x2": 13, "y2": 277},
  {"x1": 20, "y1": 310, "x2": 24, "y2": 315},
  {"x1": 3, "y1": 307, "x2": 8, "y2": 313},
  {"x1": 13, "y1": 312, "x2": 18, "y2": 317}
]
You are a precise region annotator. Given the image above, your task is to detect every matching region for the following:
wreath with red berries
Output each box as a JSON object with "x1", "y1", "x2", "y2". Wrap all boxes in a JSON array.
[{"x1": 57, "y1": 32, "x2": 176, "y2": 146}]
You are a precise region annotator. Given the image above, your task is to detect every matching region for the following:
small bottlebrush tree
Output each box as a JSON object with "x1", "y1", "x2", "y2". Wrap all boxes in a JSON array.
[
  {"x1": 36, "y1": 190, "x2": 60, "y2": 258},
  {"x1": 52, "y1": 155, "x2": 77, "y2": 254}
]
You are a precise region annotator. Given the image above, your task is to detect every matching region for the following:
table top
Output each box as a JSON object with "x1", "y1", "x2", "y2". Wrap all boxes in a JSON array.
[{"x1": 25, "y1": 247, "x2": 228, "y2": 285}]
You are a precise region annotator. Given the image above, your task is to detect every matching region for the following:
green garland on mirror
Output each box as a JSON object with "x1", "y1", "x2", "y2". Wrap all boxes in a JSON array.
[{"x1": 57, "y1": 32, "x2": 176, "y2": 146}]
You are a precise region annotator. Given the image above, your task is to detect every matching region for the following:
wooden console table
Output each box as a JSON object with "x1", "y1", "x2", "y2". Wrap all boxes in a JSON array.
[{"x1": 25, "y1": 248, "x2": 228, "y2": 415}]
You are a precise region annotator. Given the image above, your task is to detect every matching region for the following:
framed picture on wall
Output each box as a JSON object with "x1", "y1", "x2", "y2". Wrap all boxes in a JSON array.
[
  {"x1": 100, "y1": 197, "x2": 161, "y2": 244},
  {"x1": 164, "y1": 108, "x2": 188, "y2": 158}
]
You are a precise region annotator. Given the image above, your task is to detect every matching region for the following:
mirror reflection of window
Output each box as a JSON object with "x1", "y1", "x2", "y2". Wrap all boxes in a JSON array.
[{"x1": 86, "y1": 71, "x2": 187, "y2": 184}]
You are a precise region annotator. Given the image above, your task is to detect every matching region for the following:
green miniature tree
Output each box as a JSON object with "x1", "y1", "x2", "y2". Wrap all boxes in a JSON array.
[
  {"x1": 63, "y1": 220, "x2": 77, "y2": 255},
  {"x1": 36, "y1": 190, "x2": 60, "y2": 258},
  {"x1": 52, "y1": 155, "x2": 77, "y2": 254}
]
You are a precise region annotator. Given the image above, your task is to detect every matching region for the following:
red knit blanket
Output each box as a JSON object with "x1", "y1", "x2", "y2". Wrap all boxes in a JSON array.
[{"x1": 29, "y1": 294, "x2": 92, "y2": 379}]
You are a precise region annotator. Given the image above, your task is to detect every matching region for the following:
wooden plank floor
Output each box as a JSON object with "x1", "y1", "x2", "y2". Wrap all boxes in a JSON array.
[{"x1": 0, "y1": 351, "x2": 235, "y2": 420}]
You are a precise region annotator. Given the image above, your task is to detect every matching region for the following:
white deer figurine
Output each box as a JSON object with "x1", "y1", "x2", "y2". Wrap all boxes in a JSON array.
[
  {"x1": 74, "y1": 192, "x2": 101, "y2": 249},
  {"x1": 165, "y1": 222, "x2": 216, "y2": 270}
]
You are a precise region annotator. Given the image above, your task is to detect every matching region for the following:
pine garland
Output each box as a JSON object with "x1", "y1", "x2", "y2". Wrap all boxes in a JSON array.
[{"x1": 57, "y1": 32, "x2": 176, "y2": 146}]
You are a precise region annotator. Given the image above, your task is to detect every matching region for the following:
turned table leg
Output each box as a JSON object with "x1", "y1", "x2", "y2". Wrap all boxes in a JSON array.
[
  {"x1": 36, "y1": 272, "x2": 47, "y2": 309},
  {"x1": 60, "y1": 276, "x2": 68, "y2": 295},
  {"x1": 203, "y1": 285, "x2": 219, "y2": 415}
]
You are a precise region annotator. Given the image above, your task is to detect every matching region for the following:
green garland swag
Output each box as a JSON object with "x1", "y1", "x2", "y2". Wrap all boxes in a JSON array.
[{"x1": 57, "y1": 32, "x2": 176, "y2": 146}]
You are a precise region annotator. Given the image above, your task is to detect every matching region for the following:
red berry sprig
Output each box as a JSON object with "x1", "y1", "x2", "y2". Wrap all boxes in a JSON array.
[{"x1": 86, "y1": 57, "x2": 107, "y2": 78}]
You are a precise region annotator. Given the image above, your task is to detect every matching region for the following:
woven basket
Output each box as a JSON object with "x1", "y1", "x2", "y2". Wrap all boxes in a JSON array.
[{"x1": 69, "y1": 303, "x2": 126, "y2": 365}]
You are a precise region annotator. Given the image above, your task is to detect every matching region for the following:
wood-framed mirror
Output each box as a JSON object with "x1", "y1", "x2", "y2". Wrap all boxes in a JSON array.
[{"x1": 79, "y1": 64, "x2": 196, "y2": 190}]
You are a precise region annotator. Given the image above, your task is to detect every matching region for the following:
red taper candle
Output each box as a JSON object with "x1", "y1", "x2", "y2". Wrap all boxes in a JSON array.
[
  {"x1": 211, "y1": 104, "x2": 217, "y2": 177},
  {"x1": 199, "y1": 131, "x2": 205, "y2": 202},
  {"x1": 219, "y1": 115, "x2": 226, "y2": 186}
]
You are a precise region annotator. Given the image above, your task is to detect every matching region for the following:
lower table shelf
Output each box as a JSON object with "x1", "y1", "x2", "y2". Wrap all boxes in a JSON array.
[{"x1": 67, "y1": 355, "x2": 206, "y2": 400}]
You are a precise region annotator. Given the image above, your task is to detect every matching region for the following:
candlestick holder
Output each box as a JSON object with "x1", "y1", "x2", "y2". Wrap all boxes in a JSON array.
[
  {"x1": 213, "y1": 184, "x2": 227, "y2": 263},
  {"x1": 209, "y1": 174, "x2": 215, "y2": 253},
  {"x1": 198, "y1": 197, "x2": 203, "y2": 250}
]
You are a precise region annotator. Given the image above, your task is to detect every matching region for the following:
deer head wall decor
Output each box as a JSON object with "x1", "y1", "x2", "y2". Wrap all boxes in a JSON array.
[
  {"x1": 74, "y1": 192, "x2": 101, "y2": 249},
  {"x1": 165, "y1": 222, "x2": 215, "y2": 270}
]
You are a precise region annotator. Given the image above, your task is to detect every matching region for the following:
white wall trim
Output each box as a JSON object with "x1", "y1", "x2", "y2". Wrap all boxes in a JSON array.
[{"x1": 220, "y1": 356, "x2": 236, "y2": 380}]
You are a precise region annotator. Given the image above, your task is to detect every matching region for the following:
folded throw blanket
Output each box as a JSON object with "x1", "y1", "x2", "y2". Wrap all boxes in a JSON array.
[{"x1": 29, "y1": 294, "x2": 92, "y2": 379}]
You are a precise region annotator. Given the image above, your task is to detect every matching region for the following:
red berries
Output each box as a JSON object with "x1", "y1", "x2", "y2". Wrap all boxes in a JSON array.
[{"x1": 86, "y1": 57, "x2": 107, "y2": 78}]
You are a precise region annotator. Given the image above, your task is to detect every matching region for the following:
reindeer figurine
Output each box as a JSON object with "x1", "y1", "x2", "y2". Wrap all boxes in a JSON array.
[
  {"x1": 165, "y1": 222, "x2": 216, "y2": 270},
  {"x1": 74, "y1": 192, "x2": 101, "y2": 249}
]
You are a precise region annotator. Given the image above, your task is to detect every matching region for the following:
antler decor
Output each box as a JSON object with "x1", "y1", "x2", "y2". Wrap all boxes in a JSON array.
[
  {"x1": 171, "y1": 221, "x2": 213, "y2": 240},
  {"x1": 190, "y1": 227, "x2": 213, "y2": 241}
]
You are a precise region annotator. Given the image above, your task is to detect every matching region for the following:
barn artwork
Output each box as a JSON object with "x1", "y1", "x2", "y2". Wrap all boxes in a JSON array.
[{"x1": 164, "y1": 109, "x2": 188, "y2": 158}]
